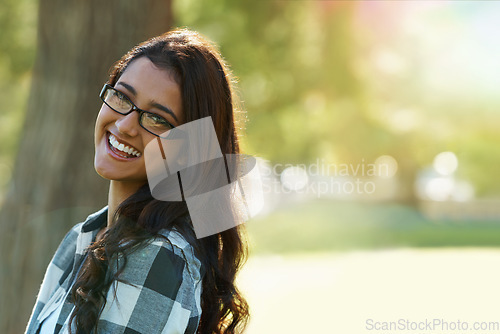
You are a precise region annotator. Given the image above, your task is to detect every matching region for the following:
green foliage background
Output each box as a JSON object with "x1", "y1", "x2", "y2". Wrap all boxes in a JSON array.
[
  {"x1": 0, "y1": 0, "x2": 37, "y2": 196},
  {"x1": 173, "y1": 0, "x2": 500, "y2": 199},
  {"x1": 1, "y1": 0, "x2": 500, "y2": 202}
]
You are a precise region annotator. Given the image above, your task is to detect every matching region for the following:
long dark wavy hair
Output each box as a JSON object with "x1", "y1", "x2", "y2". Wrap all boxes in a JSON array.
[{"x1": 69, "y1": 28, "x2": 249, "y2": 334}]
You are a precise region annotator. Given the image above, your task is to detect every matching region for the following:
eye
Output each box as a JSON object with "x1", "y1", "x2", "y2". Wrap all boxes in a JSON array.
[
  {"x1": 113, "y1": 90, "x2": 131, "y2": 107},
  {"x1": 104, "y1": 88, "x2": 132, "y2": 112},
  {"x1": 114, "y1": 90, "x2": 126, "y2": 100},
  {"x1": 142, "y1": 112, "x2": 173, "y2": 129}
]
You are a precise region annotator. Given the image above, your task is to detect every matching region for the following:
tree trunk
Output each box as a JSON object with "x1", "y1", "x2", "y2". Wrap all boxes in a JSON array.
[{"x1": 0, "y1": 1, "x2": 172, "y2": 332}]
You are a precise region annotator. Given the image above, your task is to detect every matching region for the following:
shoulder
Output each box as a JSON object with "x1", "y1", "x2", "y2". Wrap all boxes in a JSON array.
[
  {"x1": 28, "y1": 208, "x2": 106, "y2": 315},
  {"x1": 57, "y1": 206, "x2": 107, "y2": 249},
  {"x1": 52, "y1": 207, "x2": 107, "y2": 263},
  {"x1": 155, "y1": 228, "x2": 203, "y2": 283},
  {"x1": 98, "y1": 228, "x2": 203, "y2": 333},
  {"x1": 118, "y1": 228, "x2": 202, "y2": 287},
  {"x1": 54, "y1": 223, "x2": 81, "y2": 254}
]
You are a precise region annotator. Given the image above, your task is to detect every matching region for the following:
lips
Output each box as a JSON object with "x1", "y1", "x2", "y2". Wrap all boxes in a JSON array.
[{"x1": 107, "y1": 132, "x2": 141, "y2": 159}]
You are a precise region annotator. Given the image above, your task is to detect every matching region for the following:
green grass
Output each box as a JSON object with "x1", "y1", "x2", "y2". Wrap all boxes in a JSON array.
[{"x1": 244, "y1": 199, "x2": 500, "y2": 254}]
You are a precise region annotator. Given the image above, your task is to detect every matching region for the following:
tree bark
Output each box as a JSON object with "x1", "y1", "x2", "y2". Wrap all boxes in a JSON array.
[{"x1": 0, "y1": 1, "x2": 172, "y2": 332}]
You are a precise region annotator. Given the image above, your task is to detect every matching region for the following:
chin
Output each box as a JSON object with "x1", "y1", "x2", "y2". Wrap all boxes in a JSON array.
[{"x1": 94, "y1": 163, "x2": 146, "y2": 183}]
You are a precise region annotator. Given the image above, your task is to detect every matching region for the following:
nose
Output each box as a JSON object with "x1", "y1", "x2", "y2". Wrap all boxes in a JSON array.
[{"x1": 115, "y1": 111, "x2": 140, "y2": 137}]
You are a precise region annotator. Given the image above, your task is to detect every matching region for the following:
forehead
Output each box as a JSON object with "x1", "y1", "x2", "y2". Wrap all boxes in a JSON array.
[
  {"x1": 118, "y1": 57, "x2": 179, "y2": 93},
  {"x1": 117, "y1": 57, "x2": 183, "y2": 118}
]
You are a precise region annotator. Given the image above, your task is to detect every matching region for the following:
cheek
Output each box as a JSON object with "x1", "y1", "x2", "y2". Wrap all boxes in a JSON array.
[
  {"x1": 143, "y1": 135, "x2": 157, "y2": 147},
  {"x1": 94, "y1": 106, "x2": 112, "y2": 147},
  {"x1": 95, "y1": 105, "x2": 114, "y2": 134}
]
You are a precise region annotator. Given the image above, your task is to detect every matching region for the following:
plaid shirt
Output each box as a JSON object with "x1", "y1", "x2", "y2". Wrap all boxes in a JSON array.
[{"x1": 25, "y1": 207, "x2": 203, "y2": 334}]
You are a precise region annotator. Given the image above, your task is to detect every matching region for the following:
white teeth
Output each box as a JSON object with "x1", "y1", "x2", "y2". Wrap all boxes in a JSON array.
[{"x1": 108, "y1": 134, "x2": 141, "y2": 157}]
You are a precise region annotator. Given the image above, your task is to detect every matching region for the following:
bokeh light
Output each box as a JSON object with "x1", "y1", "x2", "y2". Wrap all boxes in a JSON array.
[
  {"x1": 374, "y1": 155, "x2": 398, "y2": 178},
  {"x1": 433, "y1": 151, "x2": 458, "y2": 176},
  {"x1": 280, "y1": 166, "x2": 308, "y2": 191}
]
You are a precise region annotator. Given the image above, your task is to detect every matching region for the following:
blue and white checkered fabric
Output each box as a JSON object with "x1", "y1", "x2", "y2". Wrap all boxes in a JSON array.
[{"x1": 25, "y1": 207, "x2": 203, "y2": 334}]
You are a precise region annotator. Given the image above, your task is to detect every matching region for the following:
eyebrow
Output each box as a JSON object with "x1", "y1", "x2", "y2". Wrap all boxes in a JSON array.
[{"x1": 116, "y1": 81, "x2": 179, "y2": 122}]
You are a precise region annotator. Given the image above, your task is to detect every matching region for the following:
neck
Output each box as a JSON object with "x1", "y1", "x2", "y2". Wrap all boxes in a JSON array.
[{"x1": 107, "y1": 180, "x2": 145, "y2": 227}]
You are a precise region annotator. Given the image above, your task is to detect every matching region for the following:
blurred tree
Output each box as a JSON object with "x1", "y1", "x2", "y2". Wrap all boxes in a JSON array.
[
  {"x1": 0, "y1": 0, "x2": 173, "y2": 332},
  {"x1": 0, "y1": 0, "x2": 37, "y2": 195}
]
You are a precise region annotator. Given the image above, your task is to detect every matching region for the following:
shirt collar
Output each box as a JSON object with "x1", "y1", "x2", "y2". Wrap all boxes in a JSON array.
[{"x1": 81, "y1": 206, "x2": 108, "y2": 233}]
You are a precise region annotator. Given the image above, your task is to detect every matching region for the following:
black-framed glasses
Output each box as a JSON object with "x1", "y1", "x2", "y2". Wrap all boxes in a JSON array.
[{"x1": 99, "y1": 84, "x2": 175, "y2": 138}]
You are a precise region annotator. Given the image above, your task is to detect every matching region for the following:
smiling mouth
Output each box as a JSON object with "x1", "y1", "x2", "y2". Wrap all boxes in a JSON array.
[{"x1": 107, "y1": 133, "x2": 142, "y2": 158}]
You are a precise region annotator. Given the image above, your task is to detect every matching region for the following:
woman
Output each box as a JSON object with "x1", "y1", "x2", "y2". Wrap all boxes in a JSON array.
[{"x1": 25, "y1": 28, "x2": 249, "y2": 334}]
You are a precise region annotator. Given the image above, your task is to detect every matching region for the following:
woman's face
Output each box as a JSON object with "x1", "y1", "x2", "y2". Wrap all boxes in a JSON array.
[{"x1": 94, "y1": 57, "x2": 183, "y2": 186}]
